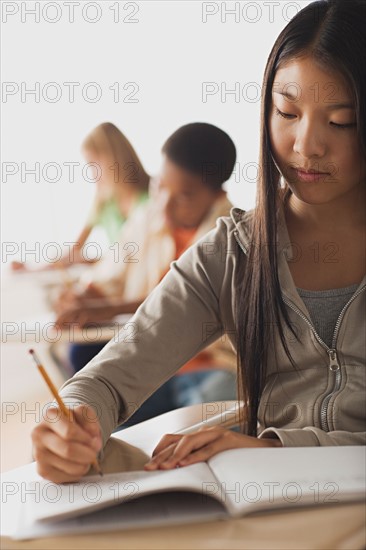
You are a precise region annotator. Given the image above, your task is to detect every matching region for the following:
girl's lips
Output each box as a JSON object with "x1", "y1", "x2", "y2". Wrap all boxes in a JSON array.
[{"x1": 293, "y1": 168, "x2": 330, "y2": 182}]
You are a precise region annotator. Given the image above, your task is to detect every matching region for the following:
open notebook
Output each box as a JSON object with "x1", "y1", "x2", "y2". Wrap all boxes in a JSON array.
[{"x1": 14, "y1": 446, "x2": 365, "y2": 540}]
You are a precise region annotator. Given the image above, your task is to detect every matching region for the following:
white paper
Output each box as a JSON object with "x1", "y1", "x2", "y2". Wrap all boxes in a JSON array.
[
  {"x1": 208, "y1": 446, "x2": 366, "y2": 516},
  {"x1": 15, "y1": 491, "x2": 227, "y2": 540},
  {"x1": 18, "y1": 462, "x2": 219, "y2": 527}
]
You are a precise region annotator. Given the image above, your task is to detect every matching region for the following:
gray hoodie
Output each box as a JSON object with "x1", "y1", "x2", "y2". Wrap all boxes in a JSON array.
[{"x1": 59, "y1": 207, "x2": 366, "y2": 448}]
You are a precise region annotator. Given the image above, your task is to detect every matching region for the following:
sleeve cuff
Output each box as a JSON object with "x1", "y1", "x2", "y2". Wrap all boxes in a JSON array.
[{"x1": 258, "y1": 427, "x2": 321, "y2": 447}]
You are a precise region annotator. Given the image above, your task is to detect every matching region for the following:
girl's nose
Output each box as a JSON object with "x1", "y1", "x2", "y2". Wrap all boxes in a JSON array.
[{"x1": 293, "y1": 118, "x2": 326, "y2": 160}]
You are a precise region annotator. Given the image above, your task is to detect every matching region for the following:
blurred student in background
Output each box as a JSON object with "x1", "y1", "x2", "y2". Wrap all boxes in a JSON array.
[
  {"x1": 11, "y1": 122, "x2": 150, "y2": 271},
  {"x1": 55, "y1": 122, "x2": 238, "y2": 424}
]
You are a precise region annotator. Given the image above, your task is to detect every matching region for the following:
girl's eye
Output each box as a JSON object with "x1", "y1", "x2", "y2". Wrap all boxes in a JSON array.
[
  {"x1": 274, "y1": 107, "x2": 295, "y2": 119},
  {"x1": 274, "y1": 107, "x2": 357, "y2": 130},
  {"x1": 330, "y1": 121, "x2": 357, "y2": 130}
]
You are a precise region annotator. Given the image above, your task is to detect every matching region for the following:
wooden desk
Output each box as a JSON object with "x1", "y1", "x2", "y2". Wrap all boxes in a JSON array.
[
  {"x1": 2, "y1": 503, "x2": 365, "y2": 550},
  {"x1": 1, "y1": 404, "x2": 365, "y2": 550},
  {"x1": 1, "y1": 269, "x2": 132, "y2": 345},
  {"x1": 1, "y1": 313, "x2": 132, "y2": 345}
]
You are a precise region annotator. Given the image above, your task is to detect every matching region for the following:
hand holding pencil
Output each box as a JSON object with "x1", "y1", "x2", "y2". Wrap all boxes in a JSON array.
[{"x1": 30, "y1": 349, "x2": 103, "y2": 483}]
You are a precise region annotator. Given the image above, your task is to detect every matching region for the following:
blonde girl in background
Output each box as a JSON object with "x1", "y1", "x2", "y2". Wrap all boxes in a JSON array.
[{"x1": 11, "y1": 122, "x2": 150, "y2": 270}]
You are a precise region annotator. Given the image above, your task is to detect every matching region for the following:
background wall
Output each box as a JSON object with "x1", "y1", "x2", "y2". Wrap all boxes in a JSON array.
[{"x1": 1, "y1": 0, "x2": 311, "y2": 267}]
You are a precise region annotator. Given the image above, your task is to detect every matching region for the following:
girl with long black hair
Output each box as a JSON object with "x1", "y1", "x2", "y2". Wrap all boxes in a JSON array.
[{"x1": 32, "y1": 0, "x2": 365, "y2": 483}]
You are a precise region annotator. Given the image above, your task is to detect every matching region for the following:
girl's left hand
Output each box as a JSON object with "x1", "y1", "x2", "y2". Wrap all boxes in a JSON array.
[{"x1": 144, "y1": 427, "x2": 282, "y2": 471}]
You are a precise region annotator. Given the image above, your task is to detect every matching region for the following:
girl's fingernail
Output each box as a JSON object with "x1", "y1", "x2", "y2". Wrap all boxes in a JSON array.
[{"x1": 161, "y1": 460, "x2": 173, "y2": 468}]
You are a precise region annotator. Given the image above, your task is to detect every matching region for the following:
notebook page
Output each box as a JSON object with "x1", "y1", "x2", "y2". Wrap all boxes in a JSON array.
[
  {"x1": 207, "y1": 446, "x2": 366, "y2": 517},
  {"x1": 25, "y1": 461, "x2": 219, "y2": 524},
  {"x1": 15, "y1": 491, "x2": 228, "y2": 540}
]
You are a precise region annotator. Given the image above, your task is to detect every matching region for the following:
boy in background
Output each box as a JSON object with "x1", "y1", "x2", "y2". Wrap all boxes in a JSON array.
[{"x1": 56, "y1": 122, "x2": 238, "y2": 425}]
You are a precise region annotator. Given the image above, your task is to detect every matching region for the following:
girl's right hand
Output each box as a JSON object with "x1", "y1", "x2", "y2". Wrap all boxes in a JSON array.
[{"x1": 31, "y1": 404, "x2": 103, "y2": 483}]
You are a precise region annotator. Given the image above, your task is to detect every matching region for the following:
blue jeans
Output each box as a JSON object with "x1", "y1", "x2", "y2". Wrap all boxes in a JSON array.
[{"x1": 69, "y1": 343, "x2": 106, "y2": 373}]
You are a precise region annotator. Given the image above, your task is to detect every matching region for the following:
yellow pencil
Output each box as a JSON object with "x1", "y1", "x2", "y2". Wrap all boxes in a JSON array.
[{"x1": 29, "y1": 349, "x2": 102, "y2": 476}]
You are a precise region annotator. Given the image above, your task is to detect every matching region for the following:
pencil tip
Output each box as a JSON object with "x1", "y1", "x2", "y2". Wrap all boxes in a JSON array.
[{"x1": 29, "y1": 349, "x2": 34, "y2": 355}]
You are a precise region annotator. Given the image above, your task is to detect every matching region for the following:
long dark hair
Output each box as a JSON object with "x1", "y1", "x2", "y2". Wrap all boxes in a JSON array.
[{"x1": 236, "y1": 0, "x2": 366, "y2": 436}]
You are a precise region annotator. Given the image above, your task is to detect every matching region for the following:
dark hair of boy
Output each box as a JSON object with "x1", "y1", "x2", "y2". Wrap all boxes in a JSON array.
[{"x1": 162, "y1": 122, "x2": 237, "y2": 190}]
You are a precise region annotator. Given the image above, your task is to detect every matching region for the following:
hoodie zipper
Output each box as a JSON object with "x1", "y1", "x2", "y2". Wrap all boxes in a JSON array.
[
  {"x1": 233, "y1": 229, "x2": 365, "y2": 432},
  {"x1": 234, "y1": 230, "x2": 248, "y2": 255},
  {"x1": 281, "y1": 287, "x2": 365, "y2": 431}
]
